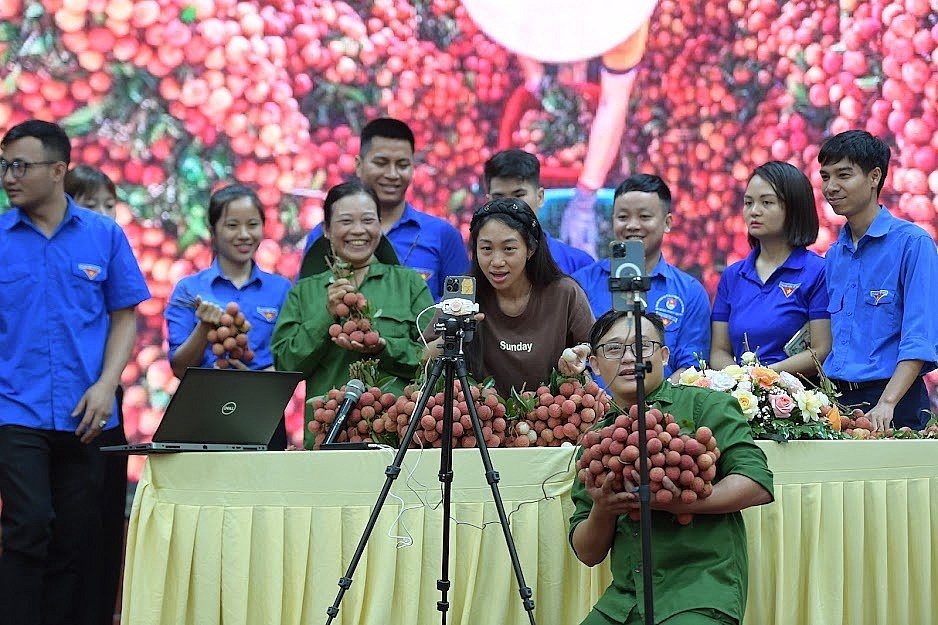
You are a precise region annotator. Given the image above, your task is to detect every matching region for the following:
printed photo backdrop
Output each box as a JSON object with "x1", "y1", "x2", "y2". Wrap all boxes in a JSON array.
[{"x1": 2, "y1": 0, "x2": 937, "y2": 476}]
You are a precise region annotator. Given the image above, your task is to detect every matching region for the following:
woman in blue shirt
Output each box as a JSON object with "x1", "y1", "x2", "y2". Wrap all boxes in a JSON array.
[
  {"x1": 710, "y1": 161, "x2": 831, "y2": 375},
  {"x1": 166, "y1": 184, "x2": 292, "y2": 378}
]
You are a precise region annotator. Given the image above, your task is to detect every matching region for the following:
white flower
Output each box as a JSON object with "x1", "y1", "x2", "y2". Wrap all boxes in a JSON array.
[
  {"x1": 706, "y1": 370, "x2": 737, "y2": 392},
  {"x1": 679, "y1": 367, "x2": 704, "y2": 386},
  {"x1": 741, "y1": 351, "x2": 757, "y2": 365},
  {"x1": 794, "y1": 389, "x2": 825, "y2": 421},
  {"x1": 778, "y1": 371, "x2": 805, "y2": 393},
  {"x1": 732, "y1": 388, "x2": 759, "y2": 420}
]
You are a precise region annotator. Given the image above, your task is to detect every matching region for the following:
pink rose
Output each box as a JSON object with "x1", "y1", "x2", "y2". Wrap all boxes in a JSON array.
[
  {"x1": 693, "y1": 377, "x2": 711, "y2": 388},
  {"x1": 770, "y1": 393, "x2": 795, "y2": 417}
]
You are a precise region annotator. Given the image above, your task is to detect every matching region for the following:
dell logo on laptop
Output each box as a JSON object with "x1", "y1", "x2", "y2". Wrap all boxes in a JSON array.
[{"x1": 221, "y1": 402, "x2": 237, "y2": 415}]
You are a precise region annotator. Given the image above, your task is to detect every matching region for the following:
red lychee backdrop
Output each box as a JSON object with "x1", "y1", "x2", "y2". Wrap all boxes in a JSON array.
[{"x1": 1, "y1": 0, "x2": 936, "y2": 478}]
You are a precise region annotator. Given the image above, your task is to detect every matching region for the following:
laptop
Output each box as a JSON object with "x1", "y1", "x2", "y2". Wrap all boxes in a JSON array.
[{"x1": 102, "y1": 368, "x2": 304, "y2": 454}]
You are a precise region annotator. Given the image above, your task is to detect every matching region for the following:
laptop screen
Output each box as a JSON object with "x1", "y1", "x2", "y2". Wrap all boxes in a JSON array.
[{"x1": 152, "y1": 368, "x2": 304, "y2": 445}]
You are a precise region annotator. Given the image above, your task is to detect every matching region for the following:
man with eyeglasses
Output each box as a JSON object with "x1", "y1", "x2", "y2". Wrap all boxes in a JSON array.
[
  {"x1": 568, "y1": 310, "x2": 773, "y2": 625},
  {"x1": 0, "y1": 120, "x2": 150, "y2": 625}
]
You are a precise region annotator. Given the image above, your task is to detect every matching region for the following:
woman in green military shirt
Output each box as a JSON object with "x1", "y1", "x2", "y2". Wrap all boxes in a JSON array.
[{"x1": 271, "y1": 179, "x2": 434, "y2": 448}]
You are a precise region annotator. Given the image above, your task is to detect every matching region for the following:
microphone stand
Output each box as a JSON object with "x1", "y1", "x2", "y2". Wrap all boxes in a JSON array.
[
  {"x1": 322, "y1": 315, "x2": 536, "y2": 625},
  {"x1": 611, "y1": 274, "x2": 654, "y2": 625}
]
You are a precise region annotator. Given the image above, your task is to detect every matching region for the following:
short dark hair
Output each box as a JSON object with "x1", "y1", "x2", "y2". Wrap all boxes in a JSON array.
[
  {"x1": 469, "y1": 197, "x2": 562, "y2": 297},
  {"x1": 747, "y1": 161, "x2": 819, "y2": 248},
  {"x1": 613, "y1": 173, "x2": 672, "y2": 213},
  {"x1": 589, "y1": 310, "x2": 666, "y2": 347},
  {"x1": 64, "y1": 165, "x2": 116, "y2": 201},
  {"x1": 360, "y1": 118, "x2": 415, "y2": 156},
  {"x1": 323, "y1": 178, "x2": 380, "y2": 226},
  {"x1": 483, "y1": 149, "x2": 541, "y2": 190},
  {"x1": 818, "y1": 130, "x2": 890, "y2": 195},
  {"x1": 208, "y1": 184, "x2": 265, "y2": 232},
  {"x1": 1, "y1": 119, "x2": 71, "y2": 165}
]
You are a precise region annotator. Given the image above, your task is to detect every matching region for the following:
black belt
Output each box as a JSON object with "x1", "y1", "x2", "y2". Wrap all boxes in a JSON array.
[{"x1": 829, "y1": 378, "x2": 891, "y2": 392}]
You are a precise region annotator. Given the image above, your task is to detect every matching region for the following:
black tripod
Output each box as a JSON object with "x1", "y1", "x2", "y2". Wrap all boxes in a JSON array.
[
  {"x1": 610, "y1": 273, "x2": 655, "y2": 625},
  {"x1": 323, "y1": 315, "x2": 536, "y2": 625}
]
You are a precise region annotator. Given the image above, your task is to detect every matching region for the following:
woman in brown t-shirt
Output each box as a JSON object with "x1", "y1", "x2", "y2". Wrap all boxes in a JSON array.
[{"x1": 455, "y1": 197, "x2": 595, "y2": 395}]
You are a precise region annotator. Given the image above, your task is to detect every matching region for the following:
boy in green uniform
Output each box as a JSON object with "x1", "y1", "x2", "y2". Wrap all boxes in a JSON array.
[{"x1": 569, "y1": 311, "x2": 774, "y2": 625}]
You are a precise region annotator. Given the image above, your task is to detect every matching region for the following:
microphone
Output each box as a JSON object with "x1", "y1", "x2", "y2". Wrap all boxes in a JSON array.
[{"x1": 322, "y1": 378, "x2": 366, "y2": 446}]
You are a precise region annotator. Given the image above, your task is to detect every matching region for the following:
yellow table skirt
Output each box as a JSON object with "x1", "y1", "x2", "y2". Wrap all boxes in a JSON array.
[{"x1": 121, "y1": 441, "x2": 938, "y2": 625}]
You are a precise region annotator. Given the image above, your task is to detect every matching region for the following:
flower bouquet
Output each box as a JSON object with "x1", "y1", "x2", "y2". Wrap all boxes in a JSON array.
[{"x1": 677, "y1": 351, "x2": 842, "y2": 442}]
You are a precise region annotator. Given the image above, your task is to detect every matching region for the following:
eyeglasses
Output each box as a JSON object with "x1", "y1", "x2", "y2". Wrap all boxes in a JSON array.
[
  {"x1": 594, "y1": 340, "x2": 662, "y2": 360},
  {"x1": 0, "y1": 158, "x2": 59, "y2": 179}
]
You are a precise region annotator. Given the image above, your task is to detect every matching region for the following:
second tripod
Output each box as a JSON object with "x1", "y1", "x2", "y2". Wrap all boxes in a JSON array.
[{"x1": 323, "y1": 316, "x2": 537, "y2": 625}]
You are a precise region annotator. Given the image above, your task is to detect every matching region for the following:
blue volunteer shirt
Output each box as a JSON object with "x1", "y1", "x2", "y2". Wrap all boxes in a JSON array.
[
  {"x1": 823, "y1": 206, "x2": 938, "y2": 382},
  {"x1": 545, "y1": 231, "x2": 595, "y2": 274},
  {"x1": 0, "y1": 199, "x2": 151, "y2": 431},
  {"x1": 571, "y1": 254, "x2": 711, "y2": 377},
  {"x1": 711, "y1": 246, "x2": 829, "y2": 365},
  {"x1": 166, "y1": 259, "x2": 292, "y2": 370},
  {"x1": 301, "y1": 202, "x2": 470, "y2": 301}
]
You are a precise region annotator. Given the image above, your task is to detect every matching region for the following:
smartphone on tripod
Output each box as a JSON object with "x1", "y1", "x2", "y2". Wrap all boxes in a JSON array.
[
  {"x1": 441, "y1": 275, "x2": 477, "y2": 317},
  {"x1": 608, "y1": 240, "x2": 646, "y2": 311},
  {"x1": 437, "y1": 275, "x2": 478, "y2": 345}
]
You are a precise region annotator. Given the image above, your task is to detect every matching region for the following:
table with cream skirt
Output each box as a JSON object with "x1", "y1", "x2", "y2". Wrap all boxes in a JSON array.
[{"x1": 120, "y1": 441, "x2": 938, "y2": 625}]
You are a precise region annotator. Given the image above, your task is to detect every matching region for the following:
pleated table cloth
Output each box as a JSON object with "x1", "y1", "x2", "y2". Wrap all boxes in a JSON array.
[{"x1": 121, "y1": 441, "x2": 938, "y2": 625}]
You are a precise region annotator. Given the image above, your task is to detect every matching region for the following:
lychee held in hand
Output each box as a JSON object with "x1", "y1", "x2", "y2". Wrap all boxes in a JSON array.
[
  {"x1": 575, "y1": 405, "x2": 720, "y2": 525},
  {"x1": 205, "y1": 301, "x2": 255, "y2": 368}
]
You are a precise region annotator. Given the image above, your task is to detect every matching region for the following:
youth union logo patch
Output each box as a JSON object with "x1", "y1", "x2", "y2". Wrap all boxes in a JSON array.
[
  {"x1": 654, "y1": 294, "x2": 685, "y2": 327},
  {"x1": 779, "y1": 282, "x2": 801, "y2": 297},
  {"x1": 78, "y1": 263, "x2": 101, "y2": 280},
  {"x1": 257, "y1": 307, "x2": 279, "y2": 322},
  {"x1": 870, "y1": 289, "x2": 889, "y2": 304}
]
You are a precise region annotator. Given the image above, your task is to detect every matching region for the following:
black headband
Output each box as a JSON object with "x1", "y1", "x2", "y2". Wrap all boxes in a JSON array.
[{"x1": 470, "y1": 197, "x2": 541, "y2": 250}]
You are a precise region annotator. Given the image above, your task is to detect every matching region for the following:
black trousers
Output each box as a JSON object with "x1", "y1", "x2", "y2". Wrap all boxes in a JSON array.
[
  {"x1": 837, "y1": 376, "x2": 930, "y2": 430},
  {"x1": 83, "y1": 421, "x2": 129, "y2": 625},
  {"x1": 0, "y1": 425, "x2": 97, "y2": 625}
]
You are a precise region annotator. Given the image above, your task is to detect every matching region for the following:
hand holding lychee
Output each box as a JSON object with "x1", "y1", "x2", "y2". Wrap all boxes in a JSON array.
[
  {"x1": 203, "y1": 301, "x2": 255, "y2": 369},
  {"x1": 576, "y1": 406, "x2": 720, "y2": 525},
  {"x1": 326, "y1": 279, "x2": 383, "y2": 354}
]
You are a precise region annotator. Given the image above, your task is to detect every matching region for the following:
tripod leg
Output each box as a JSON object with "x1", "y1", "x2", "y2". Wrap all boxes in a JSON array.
[
  {"x1": 436, "y1": 360, "x2": 457, "y2": 623},
  {"x1": 323, "y1": 357, "x2": 446, "y2": 624},
  {"x1": 454, "y1": 360, "x2": 537, "y2": 625}
]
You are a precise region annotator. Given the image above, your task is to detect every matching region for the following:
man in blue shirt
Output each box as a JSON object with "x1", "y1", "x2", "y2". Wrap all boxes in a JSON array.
[
  {"x1": 300, "y1": 118, "x2": 469, "y2": 301},
  {"x1": 0, "y1": 120, "x2": 151, "y2": 624},
  {"x1": 572, "y1": 174, "x2": 711, "y2": 381},
  {"x1": 483, "y1": 149, "x2": 595, "y2": 275},
  {"x1": 819, "y1": 130, "x2": 938, "y2": 431}
]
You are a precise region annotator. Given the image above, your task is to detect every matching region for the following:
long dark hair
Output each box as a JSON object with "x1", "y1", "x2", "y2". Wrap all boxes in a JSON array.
[
  {"x1": 463, "y1": 197, "x2": 563, "y2": 379},
  {"x1": 468, "y1": 197, "x2": 562, "y2": 302}
]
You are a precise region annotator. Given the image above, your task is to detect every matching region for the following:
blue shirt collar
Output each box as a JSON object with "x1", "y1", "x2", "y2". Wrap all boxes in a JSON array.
[
  {"x1": 395, "y1": 202, "x2": 420, "y2": 226},
  {"x1": 863, "y1": 206, "x2": 893, "y2": 238},
  {"x1": 740, "y1": 245, "x2": 808, "y2": 277},
  {"x1": 4, "y1": 194, "x2": 85, "y2": 233},
  {"x1": 207, "y1": 258, "x2": 264, "y2": 287},
  {"x1": 649, "y1": 253, "x2": 672, "y2": 278},
  {"x1": 839, "y1": 205, "x2": 892, "y2": 245},
  {"x1": 598, "y1": 252, "x2": 672, "y2": 276}
]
